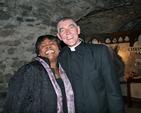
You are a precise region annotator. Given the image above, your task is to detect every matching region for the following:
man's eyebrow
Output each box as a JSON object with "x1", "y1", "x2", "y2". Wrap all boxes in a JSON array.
[
  {"x1": 59, "y1": 24, "x2": 75, "y2": 31},
  {"x1": 69, "y1": 24, "x2": 75, "y2": 27},
  {"x1": 59, "y1": 28, "x2": 64, "y2": 31}
]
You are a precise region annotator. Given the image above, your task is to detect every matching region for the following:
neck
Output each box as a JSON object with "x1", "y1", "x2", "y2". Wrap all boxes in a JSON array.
[
  {"x1": 50, "y1": 59, "x2": 57, "y2": 71},
  {"x1": 50, "y1": 61, "x2": 60, "y2": 78},
  {"x1": 69, "y1": 39, "x2": 82, "y2": 51},
  {"x1": 69, "y1": 38, "x2": 82, "y2": 48}
]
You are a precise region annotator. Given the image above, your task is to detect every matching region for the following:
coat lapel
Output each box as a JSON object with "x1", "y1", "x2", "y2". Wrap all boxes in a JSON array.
[
  {"x1": 82, "y1": 44, "x2": 95, "y2": 88},
  {"x1": 60, "y1": 47, "x2": 72, "y2": 80}
]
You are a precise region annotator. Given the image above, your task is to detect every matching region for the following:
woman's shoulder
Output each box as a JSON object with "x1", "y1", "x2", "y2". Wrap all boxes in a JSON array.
[
  {"x1": 9, "y1": 60, "x2": 44, "y2": 83},
  {"x1": 18, "y1": 60, "x2": 42, "y2": 72}
]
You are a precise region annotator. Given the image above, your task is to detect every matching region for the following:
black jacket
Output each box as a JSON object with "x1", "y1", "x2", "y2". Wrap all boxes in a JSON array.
[
  {"x1": 58, "y1": 42, "x2": 125, "y2": 113},
  {"x1": 3, "y1": 57, "x2": 57, "y2": 113}
]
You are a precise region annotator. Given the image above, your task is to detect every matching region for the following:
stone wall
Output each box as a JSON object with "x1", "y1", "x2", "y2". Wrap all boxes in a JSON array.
[
  {"x1": 1, "y1": 0, "x2": 137, "y2": 93},
  {"x1": 0, "y1": 0, "x2": 141, "y2": 112},
  {"x1": 0, "y1": 22, "x2": 53, "y2": 90}
]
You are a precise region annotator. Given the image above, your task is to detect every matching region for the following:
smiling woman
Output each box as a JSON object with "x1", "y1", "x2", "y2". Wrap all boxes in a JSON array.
[
  {"x1": 3, "y1": 35, "x2": 75, "y2": 113},
  {"x1": 36, "y1": 35, "x2": 60, "y2": 62}
]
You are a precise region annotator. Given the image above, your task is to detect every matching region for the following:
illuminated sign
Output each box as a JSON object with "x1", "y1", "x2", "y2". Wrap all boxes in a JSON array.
[{"x1": 128, "y1": 46, "x2": 141, "y2": 52}]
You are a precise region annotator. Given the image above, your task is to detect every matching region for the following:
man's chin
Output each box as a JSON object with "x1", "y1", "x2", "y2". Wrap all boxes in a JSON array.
[{"x1": 68, "y1": 44, "x2": 75, "y2": 47}]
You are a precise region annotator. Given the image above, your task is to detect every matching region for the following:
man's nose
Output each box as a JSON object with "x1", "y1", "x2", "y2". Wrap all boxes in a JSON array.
[{"x1": 66, "y1": 29, "x2": 70, "y2": 34}]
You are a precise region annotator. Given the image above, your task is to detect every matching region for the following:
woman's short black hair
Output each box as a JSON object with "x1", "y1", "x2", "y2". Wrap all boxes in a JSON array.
[{"x1": 35, "y1": 35, "x2": 61, "y2": 55}]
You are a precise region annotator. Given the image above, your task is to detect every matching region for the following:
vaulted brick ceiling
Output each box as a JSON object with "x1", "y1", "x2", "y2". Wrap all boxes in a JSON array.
[{"x1": 1, "y1": 0, "x2": 141, "y2": 41}]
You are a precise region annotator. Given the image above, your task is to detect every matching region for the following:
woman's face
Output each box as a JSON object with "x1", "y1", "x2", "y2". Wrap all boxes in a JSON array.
[{"x1": 39, "y1": 38, "x2": 60, "y2": 62}]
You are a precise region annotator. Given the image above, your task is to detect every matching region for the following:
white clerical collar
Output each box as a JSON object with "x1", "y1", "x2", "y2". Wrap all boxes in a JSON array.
[{"x1": 69, "y1": 38, "x2": 83, "y2": 51}]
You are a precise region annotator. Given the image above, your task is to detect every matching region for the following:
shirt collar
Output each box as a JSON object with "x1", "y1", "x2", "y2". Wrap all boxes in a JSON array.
[{"x1": 69, "y1": 38, "x2": 83, "y2": 51}]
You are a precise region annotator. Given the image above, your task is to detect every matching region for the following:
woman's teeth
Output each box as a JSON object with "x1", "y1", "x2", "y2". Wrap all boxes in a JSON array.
[{"x1": 46, "y1": 50, "x2": 54, "y2": 54}]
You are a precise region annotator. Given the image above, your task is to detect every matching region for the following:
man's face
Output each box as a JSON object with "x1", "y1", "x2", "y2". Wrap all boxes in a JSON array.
[{"x1": 57, "y1": 19, "x2": 81, "y2": 47}]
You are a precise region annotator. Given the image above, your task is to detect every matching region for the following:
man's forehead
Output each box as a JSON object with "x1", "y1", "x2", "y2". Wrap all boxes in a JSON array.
[
  {"x1": 58, "y1": 19, "x2": 73, "y2": 26},
  {"x1": 58, "y1": 20, "x2": 74, "y2": 28}
]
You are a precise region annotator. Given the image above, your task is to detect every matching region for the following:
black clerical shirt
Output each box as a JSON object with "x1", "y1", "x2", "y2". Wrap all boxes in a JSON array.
[{"x1": 69, "y1": 42, "x2": 86, "y2": 113}]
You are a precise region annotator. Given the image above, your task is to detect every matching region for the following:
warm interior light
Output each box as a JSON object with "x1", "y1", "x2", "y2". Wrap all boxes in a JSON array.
[{"x1": 117, "y1": 46, "x2": 130, "y2": 65}]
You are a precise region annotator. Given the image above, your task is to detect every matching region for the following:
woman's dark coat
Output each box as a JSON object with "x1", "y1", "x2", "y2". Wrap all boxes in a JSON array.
[{"x1": 3, "y1": 57, "x2": 57, "y2": 113}]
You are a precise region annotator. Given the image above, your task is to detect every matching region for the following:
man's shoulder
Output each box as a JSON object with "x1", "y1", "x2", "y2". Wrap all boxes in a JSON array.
[{"x1": 84, "y1": 43, "x2": 108, "y2": 50}]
